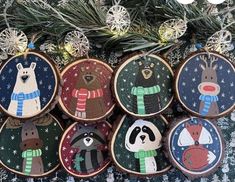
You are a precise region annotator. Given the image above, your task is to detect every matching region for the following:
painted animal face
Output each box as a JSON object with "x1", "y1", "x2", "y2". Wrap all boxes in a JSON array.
[
  {"x1": 70, "y1": 125, "x2": 105, "y2": 150},
  {"x1": 198, "y1": 56, "x2": 220, "y2": 96},
  {"x1": 16, "y1": 62, "x2": 37, "y2": 84},
  {"x1": 20, "y1": 121, "x2": 43, "y2": 151},
  {"x1": 125, "y1": 119, "x2": 162, "y2": 152},
  {"x1": 137, "y1": 61, "x2": 155, "y2": 80}
]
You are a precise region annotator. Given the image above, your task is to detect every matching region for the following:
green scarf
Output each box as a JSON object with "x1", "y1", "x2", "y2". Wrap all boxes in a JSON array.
[
  {"x1": 22, "y1": 149, "x2": 42, "y2": 175},
  {"x1": 134, "y1": 150, "x2": 157, "y2": 173},
  {"x1": 131, "y1": 85, "x2": 161, "y2": 114}
]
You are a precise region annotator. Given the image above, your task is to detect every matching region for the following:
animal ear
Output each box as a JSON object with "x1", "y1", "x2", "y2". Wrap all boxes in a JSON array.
[
  {"x1": 200, "y1": 64, "x2": 205, "y2": 70},
  {"x1": 6, "y1": 118, "x2": 22, "y2": 129},
  {"x1": 16, "y1": 63, "x2": 23, "y2": 71},
  {"x1": 33, "y1": 115, "x2": 53, "y2": 126},
  {"x1": 30, "y1": 62, "x2": 36, "y2": 70},
  {"x1": 213, "y1": 64, "x2": 218, "y2": 70},
  {"x1": 150, "y1": 62, "x2": 155, "y2": 68},
  {"x1": 94, "y1": 126, "x2": 98, "y2": 129}
]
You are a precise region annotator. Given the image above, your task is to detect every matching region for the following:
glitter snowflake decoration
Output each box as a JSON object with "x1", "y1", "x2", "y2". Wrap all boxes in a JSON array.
[
  {"x1": 206, "y1": 30, "x2": 234, "y2": 53},
  {"x1": 158, "y1": 19, "x2": 187, "y2": 42},
  {"x1": 64, "y1": 30, "x2": 90, "y2": 58},
  {"x1": 40, "y1": 41, "x2": 57, "y2": 53},
  {"x1": 106, "y1": 4, "x2": 131, "y2": 36},
  {"x1": 0, "y1": 28, "x2": 28, "y2": 55}
]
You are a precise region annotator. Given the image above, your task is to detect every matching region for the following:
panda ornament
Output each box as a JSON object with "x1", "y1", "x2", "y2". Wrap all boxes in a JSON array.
[
  {"x1": 125, "y1": 119, "x2": 162, "y2": 174},
  {"x1": 111, "y1": 115, "x2": 171, "y2": 176}
]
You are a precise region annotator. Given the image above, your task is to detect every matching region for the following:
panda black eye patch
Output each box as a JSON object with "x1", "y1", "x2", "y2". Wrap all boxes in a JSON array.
[
  {"x1": 129, "y1": 126, "x2": 141, "y2": 144},
  {"x1": 142, "y1": 126, "x2": 155, "y2": 141}
]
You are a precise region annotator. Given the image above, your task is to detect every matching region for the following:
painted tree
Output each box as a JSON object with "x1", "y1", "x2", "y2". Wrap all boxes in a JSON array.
[
  {"x1": 162, "y1": 175, "x2": 169, "y2": 182},
  {"x1": 222, "y1": 173, "x2": 230, "y2": 182}
]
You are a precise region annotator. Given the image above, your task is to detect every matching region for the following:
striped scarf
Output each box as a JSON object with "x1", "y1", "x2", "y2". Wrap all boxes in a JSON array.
[
  {"x1": 134, "y1": 150, "x2": 157, "y2": 173},
  {"x1": 72, "y1": 88, "x2": 103, "y2": 117},
  {"x1": 11, "y1": 90, "x2": 40, "y2": 116},
  {"x1": 22, "y1": 149, "x2": 42, "y2": 175},
  {"x1": 131, "y1": 85, "x2": 160, "y2": 114},
  {"x1": 199, "y1": 95, "x2": 218, "y2": 116}
]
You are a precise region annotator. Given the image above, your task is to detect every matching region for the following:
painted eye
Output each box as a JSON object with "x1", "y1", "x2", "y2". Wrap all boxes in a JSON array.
[
  {"x1": 135, "y1": 127, "x2": 140, "y2": 131},
  {"x1": 211, "y1": 77, "x2": 213, "y2": 79},
  {"x1": 84, "y1": 133, "x2": 88, "y2": 136},
  {"x1": 196, "y1": 132, "x2": 199, "y2": 135},
  {"x1": 24, "y1": 144, "x2": 27, "y2": 147},
  {"x1": 25, "y1": 132, "x2": 28, "y2": 136},
  {"x1": 36, "y1": 143, "x2": 38, "y2": 146},
  {"x1": 32, "y1": 132, "x2": 34, "y2": 135},
  {"x1": 90, "y1": 132, "x2": 94, "y2": 136},
  {"x1": 26, "y1": 71, "x2": 28, "y2": 74},
  {"x1": 192, "y1": 132, "x2": 195, "y2": 135},
  {"x1": 205, "y1": 76, "x2": 207, "y2": 79},
  {"x1": 142, "y1": 127, "x2": 146, "y2": 131}
]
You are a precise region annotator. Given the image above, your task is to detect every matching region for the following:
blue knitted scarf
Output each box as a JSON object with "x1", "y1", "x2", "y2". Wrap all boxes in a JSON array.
[
  {"x1": 11, "y1": 90, "x2": 40, "y2": 116},
  {"x1": 199, "y1": 95, "x2": 218, "y2": 116}
]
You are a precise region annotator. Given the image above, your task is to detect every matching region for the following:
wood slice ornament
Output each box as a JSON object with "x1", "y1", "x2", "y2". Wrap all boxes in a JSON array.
[
  {"x1": 114, "y1": 53, "x2": 174, "y2": 117},
  {"x1": 59, "y1": 58, "x2": 115, "y2": 122},
  {"x1": 166, "y1": 117, "x2": 224, "y2": 179},
  {"x1": 59, "y1": 121, "x2": 112, "y2": 178},
  {"x1": 175, "y1": 51, "x2": 235, "y2": 118},
  {"x1": 110, "y1": 115, "x2": 171, "y2": 176},
  {"x1": 0, "y1": 51, "x2": 60, "y2": 119},
  {"x1": 0, "y1": 114, "x2": 63, "y2": 177}
]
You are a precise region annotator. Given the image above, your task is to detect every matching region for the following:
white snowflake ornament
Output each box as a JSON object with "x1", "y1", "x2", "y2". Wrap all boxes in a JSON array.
[
  {"x1": 206, "y1": 30, "x2": 234, "y2": 53},
  {"x1": 106, "y1": 4, "x2": 131, "y2": 36},
  {"x1": 64, "y1": 30, "x2": 90, "y2": 57},
  {"x1": 0, "y1": 28, "x2": 28, "y2": 55},
  {"x1": 158, "y1": 19, "x2": 187, "y2": 42}
]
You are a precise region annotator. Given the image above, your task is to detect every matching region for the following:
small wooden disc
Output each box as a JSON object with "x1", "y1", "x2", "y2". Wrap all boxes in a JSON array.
[
  {"x1": 175, "y1": 51, "x2": 235, "y2": 118},
  {"x1": 59, "y1": 58, "x2": 115, "y2": 122},
  {"x1": 110, "y1": 115, "x2": 171, "y2": 176},
  {"x1": 166, "y1": 117, "x2": 224, "y2": 179},
  {"x1": 0, "y1": 114, "x2": 63, "y2": 177},
  {"x1": 0, "y1": 51, "x2": 60, "y2": 119},
  {"x1": 113, "y1": 53, "x2": 174, "y2": 117},
  {"x1": 59, "y1": 121, "x2": 112, "y2": 178}
]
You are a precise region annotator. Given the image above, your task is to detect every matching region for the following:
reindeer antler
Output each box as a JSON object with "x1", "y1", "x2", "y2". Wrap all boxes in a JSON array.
[
  {"x1": 210, "y1": 56, "x2": 218, "y2": 68},
  {"x1": 200, "y1": 55, "x2": 209, "y2": 68},
  {"x1": 6, "y1": 118, "x2": 23, "y2": 129},
  {"x1": 33, "y1": 115, "x2": 53, "y2": 126}
]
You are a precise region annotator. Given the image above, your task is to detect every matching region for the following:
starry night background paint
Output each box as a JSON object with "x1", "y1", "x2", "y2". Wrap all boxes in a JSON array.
[
  {"x1": 0, "y1": 115, "x2": 63, "y2": 176},
  {"x1": 169, "y1": 118, "x2": 223, "y2": 173},
  {"x1": 113, "y1": 115, "x2": 170, "y2": 174},
  {"x1": 0, "y1": 53, "x2": 57, "y2": 114},
  {"x1": 115, "y1": 55, "x2": 173, "y2": 115},
  {"x1": 177, "y1": 53, "x2": 235, "y2": 115}
]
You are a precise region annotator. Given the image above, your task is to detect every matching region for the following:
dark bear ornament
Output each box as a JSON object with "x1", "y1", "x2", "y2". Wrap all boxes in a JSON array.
[{"x1": 114, "y1": 53, "x2": 174, "y2": 117}]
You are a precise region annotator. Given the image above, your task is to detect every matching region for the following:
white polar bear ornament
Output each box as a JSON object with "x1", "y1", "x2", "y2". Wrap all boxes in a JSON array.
[
  {"x1": 125, "y1": 119, "x2": 162, "y2": 174},
  {"x1": 8, "y1": 62, "x2": 41, "y2": 117}
]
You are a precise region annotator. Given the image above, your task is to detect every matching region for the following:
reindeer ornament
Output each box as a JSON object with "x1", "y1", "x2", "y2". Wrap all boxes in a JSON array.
[{"x1": 198, "y1": 56, "x2": 220, "y2": 116}]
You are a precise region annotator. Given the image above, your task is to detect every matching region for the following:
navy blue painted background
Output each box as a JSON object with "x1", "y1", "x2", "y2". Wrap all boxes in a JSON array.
[
  {"x1": 170, "y1": 118, "x2": 222, "y2": 172},
  {"x1": 0, "y1": 54, "x2": 56, "y2": 110},
  {"x1": 178, "y1": 54, "x2": 235, "y2": 114}
]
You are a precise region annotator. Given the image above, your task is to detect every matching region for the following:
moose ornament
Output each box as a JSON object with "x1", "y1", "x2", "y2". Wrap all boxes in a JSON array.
[
  {"x1": 0, "y1": 114, "x2": 63, "y2": 177},
  {"x1": 175, "y1": 51, "x2": 235, "y2": 118}
]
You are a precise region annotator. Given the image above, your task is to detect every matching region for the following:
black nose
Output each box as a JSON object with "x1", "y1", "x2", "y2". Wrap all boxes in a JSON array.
[
  {"x1": 144, "y1": 70, "x2": 150, "y2": 75},
  {"x1": 21, "y1": 75, "x2": 29, "y2": 82},
  {"x1": 195, "y1": 141, "x2": 199, "y2": 145},
  {"x1": 84, "y1": 75, "x2": 94, "y2": 83},
  {"x1": 140, "y1": 135, "x2": 146, "y2": 141},
  {"x1": 86, "y1": 138, "x2": 91, "y2": 142}
]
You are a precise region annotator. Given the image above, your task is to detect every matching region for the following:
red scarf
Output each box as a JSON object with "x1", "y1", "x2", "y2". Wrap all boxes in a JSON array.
[{"x1": 72, "y1": 88, "x2": 103, "y2": 113}]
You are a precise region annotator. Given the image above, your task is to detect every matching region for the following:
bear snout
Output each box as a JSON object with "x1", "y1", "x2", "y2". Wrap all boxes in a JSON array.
[
  {"x1": 21, "y1": 75, "x2": 29, "y2": 83},
  {"x1": 140, "y1": 135, "x2": 146, "y2": 141}
]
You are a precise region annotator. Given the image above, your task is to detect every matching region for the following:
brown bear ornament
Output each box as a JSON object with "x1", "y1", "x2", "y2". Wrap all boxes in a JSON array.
[{"x1": 59, "y1": 58, "x2": 115, "y2": 122}]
